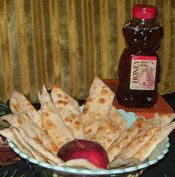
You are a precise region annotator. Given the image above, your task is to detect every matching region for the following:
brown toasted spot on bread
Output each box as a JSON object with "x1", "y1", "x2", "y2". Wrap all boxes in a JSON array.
[
  {"x1": 45, "y1": 112, "x2": 50, "y2": 117},
  {"x1": 45, "y1": 120, "x2": 54, "y2": 129},
  {"x1": 83, "y1": 107, "x2": 89, "y2": 113},
  {"x1": 65, "y1": 117, "x2": 73, "y2": 123},
  {"x1": 98, "y1": 98, "x2": 106, "y2": 104},
  {"x1": 74, "y1": 121, "x2": 80, "y2": 128},
  {"x1": 57, "y1": 100, "x2": 68, "y2": 105},
  {"x1": 13, "y1": 104, "x2": 20, "y2": 112},
  {"x1": 33, "y1": 135, "x2": 42, "y2": 143},
  {"x1": 17, "y1": 118, "x2": 23, "y2": 125}
]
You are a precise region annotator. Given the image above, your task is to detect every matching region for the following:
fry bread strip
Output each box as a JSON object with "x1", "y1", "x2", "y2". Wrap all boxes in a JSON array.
[
  {"x1": 107, "y1": 126, "x2": 139, "y2": 162},
  {"x1": 109, "y1": 106, "x2": 127, "y2": 131},
  {"x1": 3, "y1": 113, "x2": 58, "y2": 154},
  {"x1": 107, "y1": 156, "x2": 141, "y2": 168},
  {"x1": 51, "y1": 86, "x2": 80, "y2": 114},
  {"x1": 82, "y1": 77, "x2": 115, "y2": 126},
  {"x1": 39, "y1": 86, "x2": 74, "y2": 149},
  {"x1": 89, "y1": 120, "x2": 122, "y2": 150},
  {"x1": 82, "y1": 77, "x2": 116, "y2": 145},
  {"x1": 107, "y1": 117, "x2": 148, "y2": 162},
  {"x1": 84, "y1": 119, "x2": 101, "y2": 138},
  {"x1": 134, "y1": 121, "x2": 175, "y2": 162},
  {"x1": 61, "y1": 159, "x2": 100, "y2": 170},
  {"x1": 130, "y1": 118, "x2": 158, "y2": 138},
  {"x1": 10, "y1": 91, "x2": 41, "y2": 127},
  {"x1": 153, "y1": 113, "x2": 175, "y2": 127},
  {"x1": 16, "y1": 127, "x2": 63, "y2": 165},
  {"x1": 117, "y1": 124, "x2": 160, "y2": 159},
  {"x1": 51, "y1": 87, "x2": 85, "y2": 139},
  {"x1": 12, "y1": 128, "x2": 48, "y2": 163},
  {"x1": 0, "y1": 128, "x2": 33, "y2": 157}
]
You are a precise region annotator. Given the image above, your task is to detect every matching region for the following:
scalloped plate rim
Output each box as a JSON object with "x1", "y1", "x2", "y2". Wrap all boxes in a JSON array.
[{"x1": 8, "y1": 138, "x2": 169, "y2": 175}]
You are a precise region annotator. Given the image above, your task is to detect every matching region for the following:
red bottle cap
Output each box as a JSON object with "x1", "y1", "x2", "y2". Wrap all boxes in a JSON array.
[{"x1": 133, "y1": 4, "x2": 157, "y2": 20}]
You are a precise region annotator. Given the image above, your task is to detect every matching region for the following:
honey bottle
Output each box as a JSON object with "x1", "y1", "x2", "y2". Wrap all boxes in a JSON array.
[{"x1": 116, "y1": 4, "x2": 163, "y2": 108}]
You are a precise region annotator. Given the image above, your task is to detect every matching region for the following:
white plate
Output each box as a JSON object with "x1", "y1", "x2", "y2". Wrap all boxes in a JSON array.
[{"x1": 8, "y1": 109, "x2": 170, "y2": 176}]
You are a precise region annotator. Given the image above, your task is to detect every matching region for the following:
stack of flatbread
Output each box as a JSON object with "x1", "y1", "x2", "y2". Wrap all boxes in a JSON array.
[
  {"x1": 0, "y1": 85, "x2": 95, "y2": 169},
  {"x1": 81, "y1": 77, "x2": 127, "y2": 150},
  {"x1": 0, "y1": 76, "x2": 175, "y2": 170}
]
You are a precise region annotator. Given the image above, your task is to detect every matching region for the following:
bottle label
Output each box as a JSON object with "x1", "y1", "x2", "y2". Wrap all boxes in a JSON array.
[{"x1": 130, "y1": 55, "x2": 157, "y2": 90}]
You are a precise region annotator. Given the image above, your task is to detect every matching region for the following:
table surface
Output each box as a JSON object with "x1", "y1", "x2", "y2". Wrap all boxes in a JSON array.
[{"x1": 0, "y1": 79, "x2": 175, "y2": 177}]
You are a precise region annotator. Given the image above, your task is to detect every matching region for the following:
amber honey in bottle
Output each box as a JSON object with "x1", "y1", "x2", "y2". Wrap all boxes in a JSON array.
[{"x1": 116, "y1": 4, "x2": 163, "y2": 108}]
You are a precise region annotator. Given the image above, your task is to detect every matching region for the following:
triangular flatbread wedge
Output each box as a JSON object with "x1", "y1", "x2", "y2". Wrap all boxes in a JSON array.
[
  {"x1": 51, "y1": 86, "x2": 85, "y2": 139},
  {"x1": 109, "y1": 106, "x2": 127, "y2": 131},
  {"x1": 11, "y1": 128, "x2": 48, "y2": 163},
  {"x1": 61, "y1": 159, "x2": 100, "y2": 170},
  {"x1": 133, "y1": 121, "x2": 175, "y2": 162},
  {"x1": 81, "y1": 77, "x2": 121, "y2": 150},
  {"x1": 87, "y1": 119, "x2": 122, "y2": 150},
  {"x1": 153, "y1": 113, "x2": 175, "y2": 127},
  {"x1": 10, "y1": 91, "x2": 41, "y2": 127},
  {"x1": 0, "y1": 128, "x2": 33, "y2": 157},
  {"x1": 2, "y1": 113, "x2": 58, "y2": 154},
  {"x1": 107, "y1": 117, "x2": 147, "y2": 162},
  {"x1": 82, "y1": 77, "x2": 115, "y2": 127},
  {"x1": 115, "y1": 123, "x2": 160, "y2": 160},
  {"x1": 15, "y1": 127, "x2": 63, "y2": 165},
  {"x1": 39, "y1": 86, "x2": 74, "y2": 149}
]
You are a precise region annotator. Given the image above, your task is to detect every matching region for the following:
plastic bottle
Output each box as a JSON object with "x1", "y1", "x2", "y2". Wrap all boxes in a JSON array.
[{"x1": 116, "y1": 4, "x2": 163, "y2": 108}]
